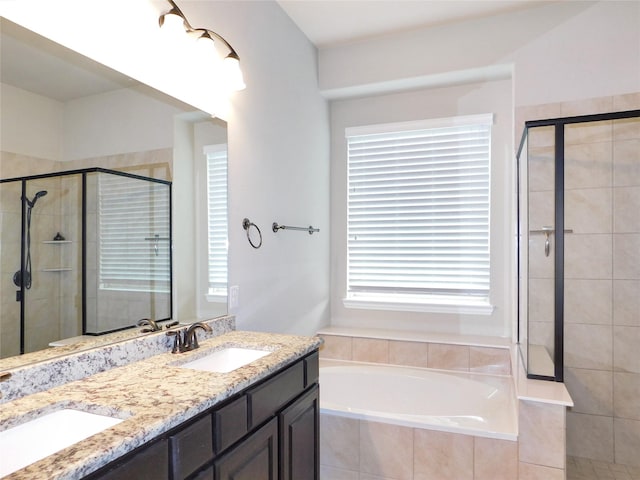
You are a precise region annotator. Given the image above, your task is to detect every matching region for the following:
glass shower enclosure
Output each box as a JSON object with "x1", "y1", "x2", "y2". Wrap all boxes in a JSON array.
[
  {"x1": 517, "y1": 109, "x2": 640, "y2": 381},
  {"x1": 0, "y1": 168, "x2": 171, "y2": 358}
]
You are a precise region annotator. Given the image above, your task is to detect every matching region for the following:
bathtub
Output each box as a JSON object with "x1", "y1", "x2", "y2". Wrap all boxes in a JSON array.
[{"x1": 319, "y1": 359, "x2": 517, "y2": 440}]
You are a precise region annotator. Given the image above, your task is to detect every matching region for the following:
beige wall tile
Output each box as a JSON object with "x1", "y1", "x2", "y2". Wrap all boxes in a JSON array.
[
  {"x1": 614, "y1": 372, "x2": 640, "y2": 420},
  {"x1": 613, "y1": 93, "x2": 640, "y2": 112},
  {"x1": 352, "y1": 337, "x2": 389, "y2": 364},
  {"x1": 518, "y1": 462, "x2": 564, "y2": 480},
  {"x1": 528, "y1": 321, "x2": 555, "y2": 356},
  {"x1": 565, "y1": 187, "x2": 612, "y2": 234},
  {"x1": 528, "y1": 278, "x2": 554, "y2": 323},
  {"x1": 614, "y1": 418, "x2": 640, "y2": 467},
  {"x1": 527, "y1": 191, "x2": 555, "y2": 230},
  {"x1": 319, "y1": 465, "x2": 358, "y2": 480},
  {"x1": 469, "y1": 347, "x2": 511, "y2": 375},
  {"x1": 565, "y1": 324, "x2": 613, "y2": 370},
  {"x1": 564, "y1": 279, "x2": 612, "y2": 325},
  {"x1": 527, "y1": 235, "x2": 555, "y2": 279},
  {"x1": 614, "y1": 280, "x2": 640, "y2": 326},
  {"x1": 564, "y1": 234, "x2": 613, "y2": 280},
  {"x1": 474, "y1": 437, "x2": 518, "y2": 480},
  {"x1": 613, "y1": 234, "x2": 640, "y2": 280},
  {"x1": 561, "y1": 96, "x2": 613, "y2": 117},
  {"x1": 414, "y1": 429, "x2": 473, "y2": 480},
  {"x1": 319, "y1": 335, "x2": 352, "y2": 360},
  {"x1": 527, "y1": 146, "x2": 555, "y2": 192},
  {"x1": 388, "y1": 340, "x2": 428, "y2": 368},
  {"x1": 359, "y1": 474, "x2": 398, "y2": 480},
  {"x1": 320, "y1": 414, "x2": 360, "y2": 470},
  {"x1": 428, "y1": 343, "x2": 469, "y2": 371},
  {"x1": 613, "y1": 116, "x2": 640, "y2": 141},
  {"x1": 519, "y1": 400, "x2": 566, "y2": 468},
  {"x1": 564, "y1": 367, "x2": 613, "y2": 416},
  {"x1": 566, "y1": 411, "x2": 614, "y2": 462},
  {"x1": 359, "y1": 421, "x2": 413, "y2": 480},
  {"x1": 565, "y1": 120, "x2": 612, "y2": 145},
  {"x1": 565, "y1": 142, "x2": 612, "y2": 190},
  {"x1": 528, "y1": 125, "x2": 556, "y2": 149},
  {"x1": 613, "y1": 139, "x2": 640, "y2": 187},
  {"x1": 614, "y1": 326, "x2": 640, "y2": 373},
  {"x1": 614, "y1": 187, "x2": 640, "y2": 233}
]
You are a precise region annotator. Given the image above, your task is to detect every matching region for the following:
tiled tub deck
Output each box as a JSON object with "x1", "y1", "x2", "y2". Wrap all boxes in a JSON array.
[{"x1": 317, "y1": 329, "x2": 572, "y2": 480}]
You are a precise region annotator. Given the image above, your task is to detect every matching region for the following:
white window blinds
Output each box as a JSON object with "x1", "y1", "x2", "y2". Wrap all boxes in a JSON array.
[
  {"x1": 98, "y1": 173, "x2": 170, "y2": 293},
  {"x1": 205, "y1": 145, "x2": 228, "y2": 296},
  {"x1": 345, "y1": 114, "x2": 492, "y2": 304}
]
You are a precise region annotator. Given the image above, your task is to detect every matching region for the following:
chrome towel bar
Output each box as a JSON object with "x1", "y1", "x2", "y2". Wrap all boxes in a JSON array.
[{"x1": 272, "y1": 222, "x2": 319, "y2": 235}]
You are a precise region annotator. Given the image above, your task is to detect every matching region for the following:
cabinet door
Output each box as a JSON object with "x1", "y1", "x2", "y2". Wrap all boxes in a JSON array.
[
  {"x1": 92, "y1": 439, "x2": 169, "y2": 480},
  {"x1": 279, "y1": 385, "x2": 319, "y2": 480},
  {"x1": 170, "y1": 414, "x2": 214, "y2": 480},
  {"x1": 214, "y1": 418, "x2": 278, "y2": 480}
]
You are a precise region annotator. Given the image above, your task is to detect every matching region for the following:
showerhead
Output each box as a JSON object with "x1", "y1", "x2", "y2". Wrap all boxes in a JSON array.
[{"x1": 24, "y1": 190, "x2": 48, "y2": 208}]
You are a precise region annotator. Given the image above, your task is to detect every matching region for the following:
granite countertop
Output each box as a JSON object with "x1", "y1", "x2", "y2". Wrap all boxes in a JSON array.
[{"x1": 0, "y1": 330, "x2": 322, "y2": 480}]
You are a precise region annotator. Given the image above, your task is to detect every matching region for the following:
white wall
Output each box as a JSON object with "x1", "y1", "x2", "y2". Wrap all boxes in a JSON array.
[
  {"x1": 0, "y1": 83, "x2": 63, "y2": 161},
  {"x1": 319, "y1": 1, "x2": 640, "y2": 107},
  {"x1": 0, "y1": 0, "x2": 331, "y2": 335},
  {"x1": 323, "y1": 0, "x2": 640, "y2": 339},
  {"x1": 330, "y1": 79, "x2": 514, "y2": 337},
  {"x1": 183, "y1": 1, "x2": 331, "y2": 334}
]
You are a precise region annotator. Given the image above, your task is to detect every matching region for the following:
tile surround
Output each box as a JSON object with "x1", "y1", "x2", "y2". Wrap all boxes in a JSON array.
[
  {"x1": 319, "y1": 334, "x2": 511, "y2": 375},
  {"x1": 321, "y1": 412, "x2": 521, "y2": 480}
]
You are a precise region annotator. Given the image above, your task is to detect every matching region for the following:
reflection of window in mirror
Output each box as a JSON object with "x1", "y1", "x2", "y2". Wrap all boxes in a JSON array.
[{"x1": 195, "y1": 144, "x2": 228, "y2": 317}]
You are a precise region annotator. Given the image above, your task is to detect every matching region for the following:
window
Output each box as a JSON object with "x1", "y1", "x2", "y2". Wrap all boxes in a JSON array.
[
  {"x1": 204, "y1": 144, "x2": 228, "y2": 299},
  {"x1": 98, "y1": 172, "x2": 170, "y2": 293},
  {"x1": 344, "y1": 114, "x2": 493, "y2": 314}
]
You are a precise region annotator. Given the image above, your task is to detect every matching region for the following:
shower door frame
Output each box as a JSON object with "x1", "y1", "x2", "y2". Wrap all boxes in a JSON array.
[
  {"x1": 517, "y1": 108, "x2": 640, "y2": 382},
  {"x1": 1, "y1": 167, "x2": 172, "y2": 353}
]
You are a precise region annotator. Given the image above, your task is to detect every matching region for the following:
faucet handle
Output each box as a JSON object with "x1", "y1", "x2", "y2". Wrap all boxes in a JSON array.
[{"x1": 166, "y1": 329, "x2": 185, "y2": 354}]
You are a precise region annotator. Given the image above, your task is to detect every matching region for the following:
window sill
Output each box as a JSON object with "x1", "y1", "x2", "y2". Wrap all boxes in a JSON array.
[{"x1": 343, "y1": 295, "x2": 494, "y2": 316}]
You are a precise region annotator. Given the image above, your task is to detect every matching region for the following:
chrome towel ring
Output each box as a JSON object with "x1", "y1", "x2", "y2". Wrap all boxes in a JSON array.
[{"x1": 242, "y1": 218, "x2": 262, "y2": 249}]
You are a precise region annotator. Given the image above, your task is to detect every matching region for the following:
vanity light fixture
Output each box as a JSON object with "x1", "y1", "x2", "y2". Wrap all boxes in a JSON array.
[{"x1": 159, "y1": 0, "x2": 245, "y2": 91}]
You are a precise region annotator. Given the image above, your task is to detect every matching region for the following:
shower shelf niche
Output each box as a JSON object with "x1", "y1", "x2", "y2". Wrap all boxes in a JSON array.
[{"x1": 42, "y1": 240, "x2": 73, "y2": 271}]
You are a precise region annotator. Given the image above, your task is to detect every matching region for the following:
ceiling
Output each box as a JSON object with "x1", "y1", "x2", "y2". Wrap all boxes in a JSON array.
[{"x1": 276, "y1": 0, "x2": 553, "y2": 47}]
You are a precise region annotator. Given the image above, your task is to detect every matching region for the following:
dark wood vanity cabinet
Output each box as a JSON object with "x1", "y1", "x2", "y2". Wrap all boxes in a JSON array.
[{"x1": 86, "y1": 350, "x2": 319, "y2": 480}]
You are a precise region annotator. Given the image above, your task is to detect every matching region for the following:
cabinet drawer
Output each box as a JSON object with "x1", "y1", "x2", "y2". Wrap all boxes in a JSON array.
[
  {"x1": 214, "y1": 395, "x2": 248, "y2": 454},
  {"x1": 247, "y1": 360, "x2": 304, "y2": 428},
  {"x1": 304, "y1": 351, "x2": 319, "y2": 387},
  {"x1": 169, "y1": 415, "x2": 213, "y2": 480}
]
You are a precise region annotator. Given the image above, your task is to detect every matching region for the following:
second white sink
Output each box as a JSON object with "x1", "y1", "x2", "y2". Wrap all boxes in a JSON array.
[
  {"x1": 180, "y1": 347, "x2": 271, "y2": 373},
  {"x1": 0, "y1": 409, "x2": 123, "y2": 477}
]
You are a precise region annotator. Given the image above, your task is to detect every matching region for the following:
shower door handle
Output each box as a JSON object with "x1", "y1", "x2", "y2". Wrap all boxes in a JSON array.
[
  {"x1": 529, "y1": 227, "x2": 574, "y2": 257},
  {"x1": 144, "y1": 235, "x2": 170, "y2": 256}
]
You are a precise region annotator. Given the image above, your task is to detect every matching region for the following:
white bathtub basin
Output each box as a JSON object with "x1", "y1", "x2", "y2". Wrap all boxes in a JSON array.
[
  {"x1": 0, "y1": 409, "x2": 123, "y2": 477},
  {"x1": 179, "y1": 347, "x2": 271, "y2": 373}
]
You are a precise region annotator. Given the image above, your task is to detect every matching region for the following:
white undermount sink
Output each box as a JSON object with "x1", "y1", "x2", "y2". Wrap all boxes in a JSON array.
[
  {"x1": 0, "y1": 409, "x2": 123, "y2": 477},
  {"x1": 179, "y1": 347, "x2": 271, "y2": 373}
]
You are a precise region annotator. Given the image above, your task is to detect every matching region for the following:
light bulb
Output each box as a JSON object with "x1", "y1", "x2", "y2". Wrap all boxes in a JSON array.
[
  {"x1": 159, "y1": 10, "x2": 186, "y2": 37},
  {"x1": 222, "y1": 54, "x2": 246, "y2": 91}
]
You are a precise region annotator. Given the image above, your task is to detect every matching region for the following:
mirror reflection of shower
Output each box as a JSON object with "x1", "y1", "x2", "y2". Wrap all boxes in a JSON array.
[{"x1": 13, "y1": 190, "x2": 48, "y2": 290}]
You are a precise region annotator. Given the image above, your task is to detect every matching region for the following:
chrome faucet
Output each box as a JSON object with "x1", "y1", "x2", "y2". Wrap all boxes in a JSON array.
[
  {"x1": 166, "y1": 322, "x2": 213, "y2": 353},
  {"x1": 138, "y1": 318, "x2": 179, "y2": 333},
  {"x1": 185, "y1": 322, "x2": 213, "y2": 350},
  {"x1": 137, "y1": 318, "x2": 160, "y2": 332}
]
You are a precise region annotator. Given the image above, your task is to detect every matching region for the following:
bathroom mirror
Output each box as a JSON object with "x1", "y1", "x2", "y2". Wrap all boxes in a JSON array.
[{"x1": 0, "y1": 18, "x2": 228, "y2": 365}]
